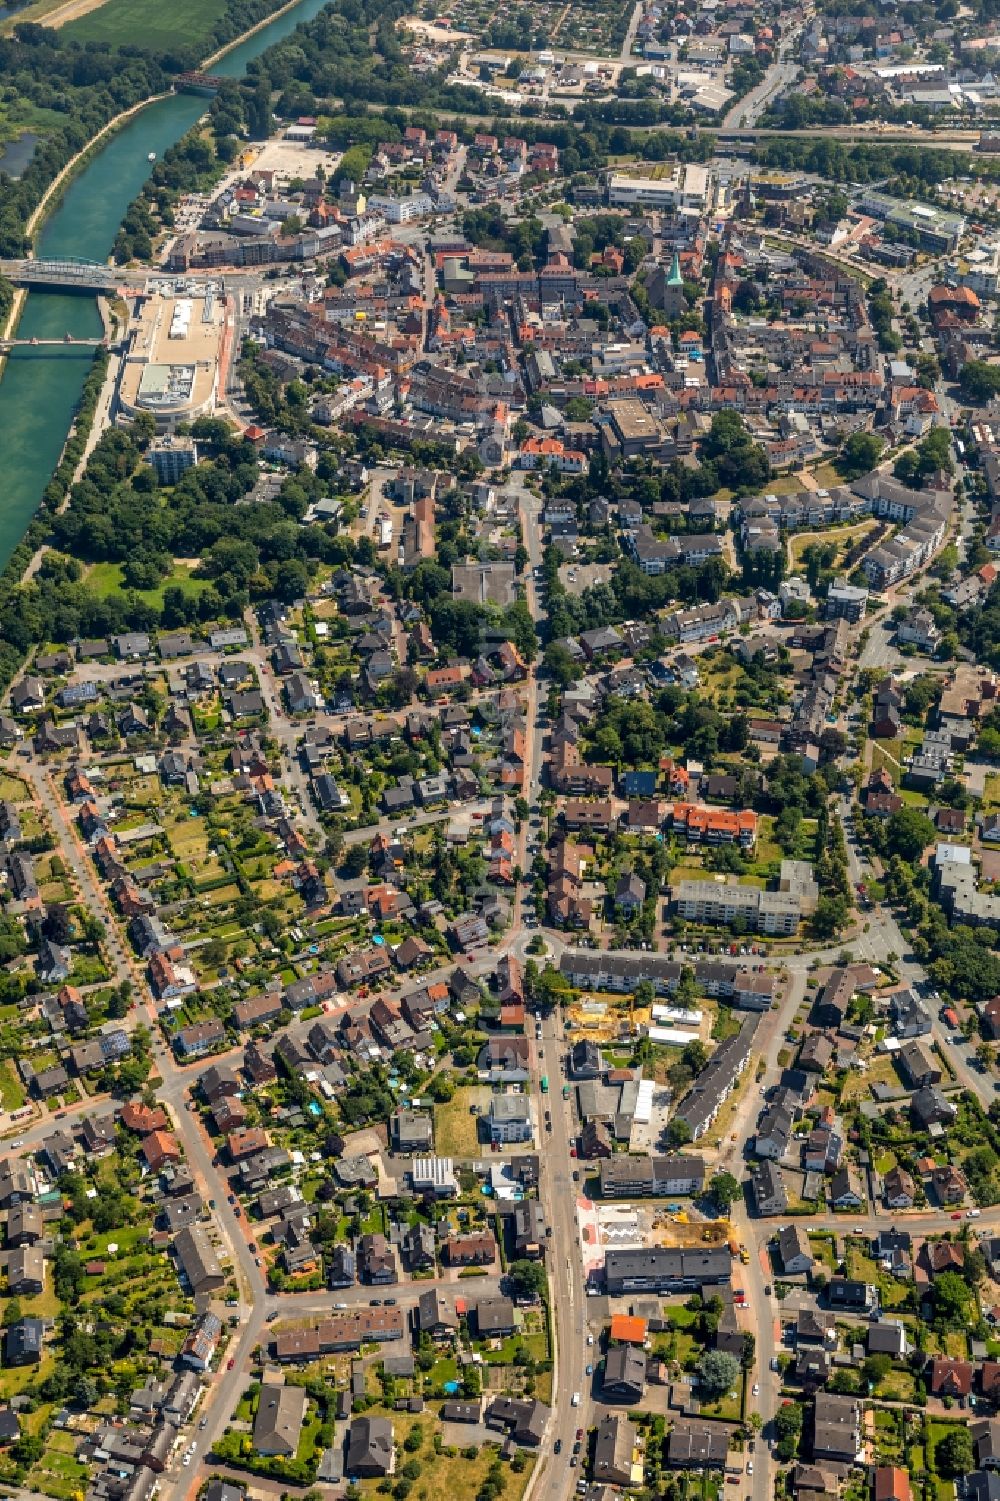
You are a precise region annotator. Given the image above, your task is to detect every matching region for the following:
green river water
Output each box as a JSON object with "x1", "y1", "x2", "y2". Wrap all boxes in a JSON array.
[{"x1": 0, "y1": 0, "x2": 332, "y2": 568}]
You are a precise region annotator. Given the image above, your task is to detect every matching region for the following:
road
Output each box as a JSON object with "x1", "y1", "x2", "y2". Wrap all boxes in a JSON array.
[
  {"x1": 240, "y1": 609, "x2": 323, "y2": 837},
  {"x1": 723, "y1": 57, "x2": 799, "y2": 130},
  {"x1": 619, "y1": 1, "x2": 643, "y2": 62},
  {"x1": 27, "y1": 765, "x2": 135, "y2": 990},
  {"x1": 536, "y1": 1003, "x2": 589, "y2": 1497},
  {"x1": 512, "y1": 474, "x2": 590, "y2": 1501},
  {"x1": 156, "y1": 1066, "x2": 267, "y2": 1501}
]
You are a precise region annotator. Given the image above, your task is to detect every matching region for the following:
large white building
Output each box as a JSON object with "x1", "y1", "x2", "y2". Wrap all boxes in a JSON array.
[
  {"x1": 366, "y1": 192, "x2": 435, "y2": 224},
  {"x1": 950, "y1": 242, "x2": 1000, "y2": 297},
  {"x1": 607, "y1": 164, "x2": 711, "y2": 212}
]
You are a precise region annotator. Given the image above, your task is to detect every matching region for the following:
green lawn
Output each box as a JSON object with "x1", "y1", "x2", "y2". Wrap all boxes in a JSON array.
[
  {"x1": 0, "y1": 97, "x2": 65, "y2": 144},
  {"x1": 482, "y1": 1331, "x2": 548, "y2": 1365},
  {"x1": 698, "y1": 1392, "x2": 743, "y2": 1423},
  {"x1": 845, "y1": 1240, "x2": 910, "y2": 1309},
  {"x1": 426, "y1": 1355, "x2": 459, "y2": 1389},
  {"x1": 928, "y1": 1420, "x2": 967, "y2": 1492},
  {"x1": 84, "y1": 560, "x2": 209, "y2": 610},
  {"x1": 652, "y1": 1328, "x2": 699, "y2": 1367},
  {"x1": 807, "y1": 1232, "x2": 837, "y2": 1270},
  {"x1": 351, "y1": 1409, "x2": 535, "y2": 1501},
  {"x1": 876, "y1": 1367, "x2": 916, "y2": 1402},
  {"x1": 63, "y1": 0, "x2": 231, "y2": 51},
  {"x1": 434, "y1": 1087, "x2": 489, "y2": 1158},
  {"x1": 0, "y1": 1059, "x2": 26, "y2": 1112}
]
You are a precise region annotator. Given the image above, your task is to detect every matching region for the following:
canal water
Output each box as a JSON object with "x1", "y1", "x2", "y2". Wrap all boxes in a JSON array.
[{"x1": 0, "y1": 0, "x2": 331, "y2": 568}]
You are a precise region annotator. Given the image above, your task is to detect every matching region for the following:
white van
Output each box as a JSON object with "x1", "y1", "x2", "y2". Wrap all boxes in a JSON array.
[{"x1": 571, "y1": 1393, "x2": 581, "y2": 1408}]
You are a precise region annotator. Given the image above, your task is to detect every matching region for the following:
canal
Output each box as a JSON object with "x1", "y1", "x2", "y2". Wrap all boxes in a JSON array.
[{"x1": 0, "y1": 0, "x2": 331, "y2": 569}]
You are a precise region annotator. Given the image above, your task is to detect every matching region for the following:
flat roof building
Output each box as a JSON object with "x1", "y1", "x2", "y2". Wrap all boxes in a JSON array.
[
  {"x1": 118, "y1": 292, "x2": 225, "y2": 431},
  {"x1": 608, "y1": 164, "x2": 711, "y2": 211}
]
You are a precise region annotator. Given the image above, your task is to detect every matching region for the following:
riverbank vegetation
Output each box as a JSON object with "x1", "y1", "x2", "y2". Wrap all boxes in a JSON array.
[
  {"x1": 0, "y1": 0, "x2": 292, "y2": 258},
  {"x1": 0, "y1": 29, "x2": 170, "y2": 256},
  {"x1": 112, "y1": 127, "x2": 230, "y2": 264},
  {"x1": 0, "y1": 349, "x2": 108, "y2": 691},
  {"x1": 0, "y1": 417, "x2": 357, "y2": 689}
]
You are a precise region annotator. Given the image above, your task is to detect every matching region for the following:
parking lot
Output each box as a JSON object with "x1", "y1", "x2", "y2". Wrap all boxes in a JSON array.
[{"x1": 559, "y1": 561, "x2": 614, "y2": 596}]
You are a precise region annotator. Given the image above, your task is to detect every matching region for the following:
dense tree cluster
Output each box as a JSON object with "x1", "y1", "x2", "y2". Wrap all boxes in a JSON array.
[
  {"x1": 0, "y1": 421, "x2": 357, "y2": 668},
  {"x1": 0, "y1": 0, "x2": 293, "y2": 257},
  {"x1": 0, "y1": 29, "x2": 171, "y2": 256},
  {"x1": 586, "y1": 693, "x2": 754, "y2": 773},
  {"x1": 893, "y1": 426, "x2": 953, "y2": 488},
  {"x1": 960, "y1": 359, "x2": 1000, "y2": 404},
  {"x1": 753, "y1": 137, "x2": 980, "y2": 189},
  {"x1": 958, "y1": 577, "x2": 1000, "y2": 670}
]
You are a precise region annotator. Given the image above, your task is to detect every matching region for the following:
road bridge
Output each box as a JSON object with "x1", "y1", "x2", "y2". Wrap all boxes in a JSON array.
[
  {"x1": 0, "y1": 257, "x2": 118, "y2": 293},
  {"x1": 1, "y1": 257, "x2": 266, "y2": 293}
]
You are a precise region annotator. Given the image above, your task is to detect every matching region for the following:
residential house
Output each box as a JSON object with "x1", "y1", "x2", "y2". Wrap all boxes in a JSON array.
[{"x1": 253, "y1": 1383, "x2": 307, "y2": 1457}]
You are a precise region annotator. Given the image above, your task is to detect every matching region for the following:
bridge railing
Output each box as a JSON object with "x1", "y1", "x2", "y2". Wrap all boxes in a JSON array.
[{"x1": 1, "y1": 258, "x2": 117, "y2": 289}]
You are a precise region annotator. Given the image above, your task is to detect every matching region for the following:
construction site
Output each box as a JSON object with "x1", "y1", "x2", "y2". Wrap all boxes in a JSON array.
[
  {"x1": 577, "y1": 1198, "x2": 736, "y2": 1282},
  {"x1": 565, "y1": 991, "x2": 714, "y2": 1050}
]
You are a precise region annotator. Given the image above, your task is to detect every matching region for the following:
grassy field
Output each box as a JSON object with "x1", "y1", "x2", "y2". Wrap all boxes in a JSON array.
[
  {"x1": 27, "y1": 1430, "x2": 88, "y2": 1501},
  {"x1": 696, "y1": 657, "x2": 741, "y2": 707},
  {"x1": 63, "y1": 0, "x2": 230, "y2": 50},
  {"x1": 808, "y1": 460, "x2": 845, "y2": 487},
  {"x1": 789, "y1": 519, "x2": 878, "y2": 572},
  {"x1": 840, "y1": 1052, "x2": 902, "y2": 1104},
  {"x1": 0, "y1": 96, "x2": 66, "y2": 139},
  {"x1": 762, "y1": 474, "x2": 806, "y2": 495},
  {"x1": 870, "y1": 741, "x2": 904, "y2": 785},
  {"x1": 84, "y1": 560, "x2": 208, "y2": 610},
  {"x1": 355, "y1": 1409, "x2": 535, "y2": 1501},
  {"x1": 0, "y1": 1060, "x2": 26, "y2": 1112},
  {"x1": 434, "y1": 1087, "x2": 489, "y2": 1158}
]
